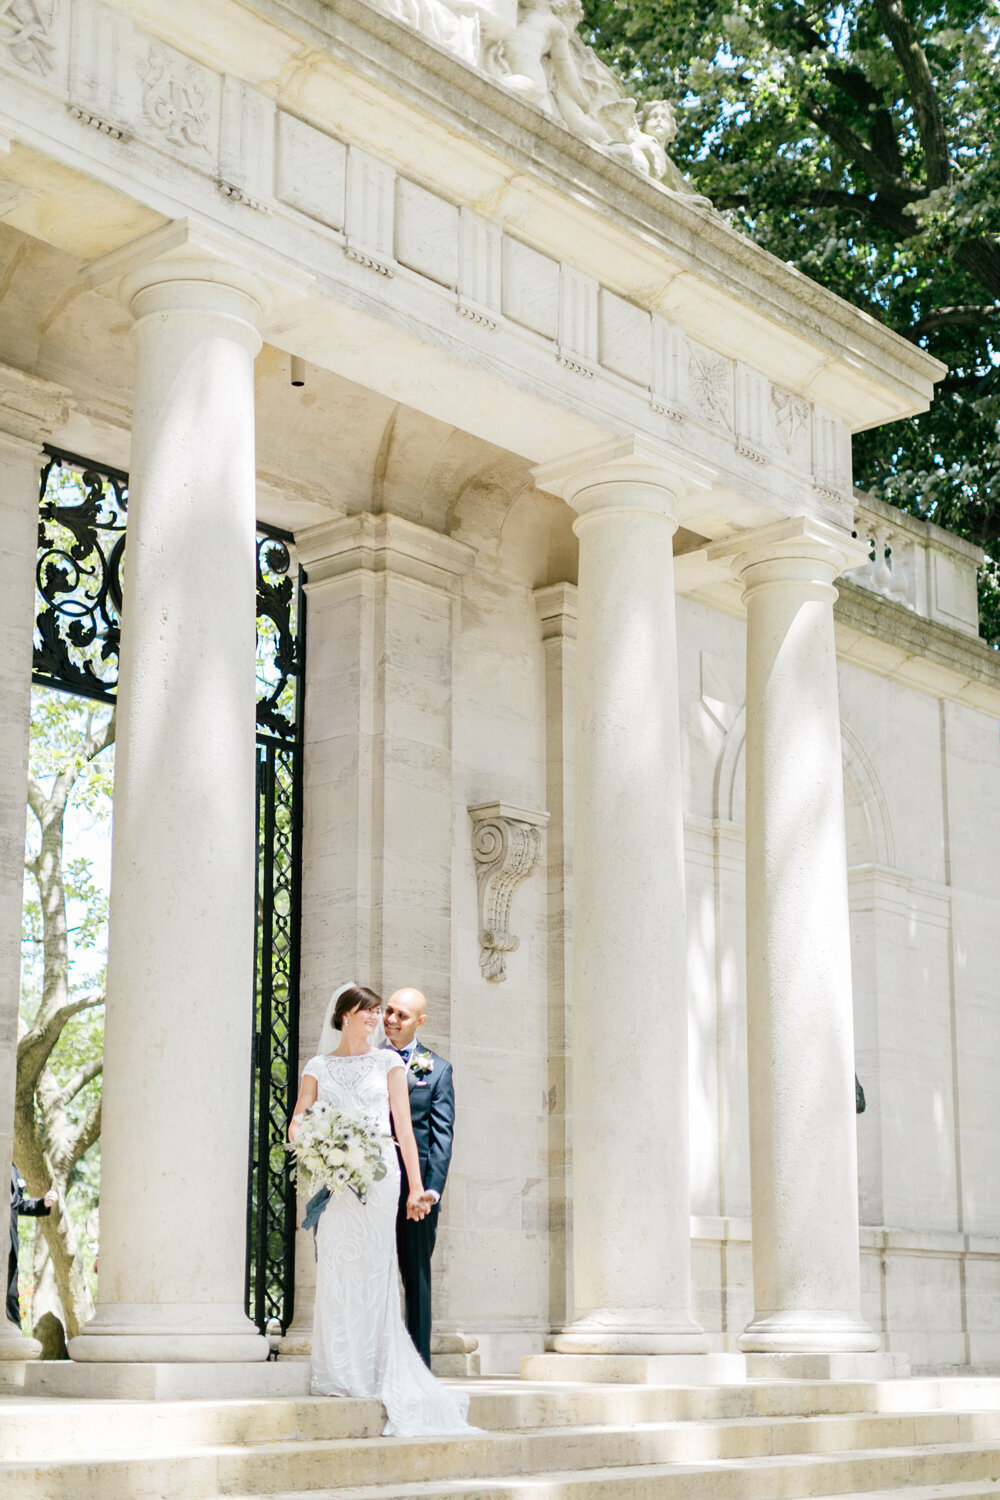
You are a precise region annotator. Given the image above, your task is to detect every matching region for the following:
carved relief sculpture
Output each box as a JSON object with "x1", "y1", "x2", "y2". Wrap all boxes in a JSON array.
[
  {"x1": 689, "y1": 345, "x2": 733, "y2": 430},
  {"x1": 771, "y1": 385, "x2": 810, "y2": 454},
  {"x1": 137, "y1": 43, "x2": 211, "y2": 152},
  {"x1": 469, "y1": 802, "x2": 548, "y2": 983},
  {"x1": 0, "y1": 0, "x2": 57, "y2": 74},
  {"x1": 371, "y1": 0, "x2": 709, "y2": 202}
]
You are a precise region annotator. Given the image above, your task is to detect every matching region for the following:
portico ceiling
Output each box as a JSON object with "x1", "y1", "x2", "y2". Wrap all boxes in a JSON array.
[{"x1": 0, "y1": 220, "x2": 583, "y2": 579}]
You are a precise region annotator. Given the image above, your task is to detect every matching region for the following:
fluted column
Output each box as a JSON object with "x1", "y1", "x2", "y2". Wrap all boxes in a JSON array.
[
  {"x1": 0, "y1": 367, "x2": 68, "y2": 1365},
  {"x1": 70, "y1": 228, "x2": 270, "y2": 1362},
  {"x1": 712, "y1": 516, "x2": 878, "y2": 1353},
  {"x1": 533, "y1": 437, "x2": 712, "y2": 1354}
]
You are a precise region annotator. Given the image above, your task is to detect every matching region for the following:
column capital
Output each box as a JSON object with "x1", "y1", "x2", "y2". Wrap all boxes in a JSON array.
[
  {"x1": 85, "y1": 218, "x2": 310, "y2": 324},
  {"x1": 532, "y1": 435, "x2": 715, "y2": 521},
  {"x1": 296, "y1": 513, "x2": 476, "y2": 594},
  {"x1": 533, "y1": 582, "x2": 577, "y2": 642},
  {"x1": 0, "y1": 364, "x2": 69, "y2": 450},
  {"x1": 708, "y1": 515, "x2": 869, "y2": 589}
]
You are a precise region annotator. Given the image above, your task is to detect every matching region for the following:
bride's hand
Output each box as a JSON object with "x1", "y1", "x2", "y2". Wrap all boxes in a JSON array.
[{"x1": 406, "y1": 1190, "x2": 430, "y2": 1221}]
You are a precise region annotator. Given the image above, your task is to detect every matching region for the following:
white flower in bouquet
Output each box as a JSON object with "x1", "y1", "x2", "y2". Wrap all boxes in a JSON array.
[{"x1": 288, "y1": 1106, "x2": 388, "y2": 1210}]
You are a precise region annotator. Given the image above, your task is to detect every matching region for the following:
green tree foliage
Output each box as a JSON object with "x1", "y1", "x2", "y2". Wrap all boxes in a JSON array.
[
  {"x1": 18, "y1": 687, "x2": 114, "y2": 1343},
  {"x1": 582, "y1": 0, "x2": 1000, "y2": 637}
]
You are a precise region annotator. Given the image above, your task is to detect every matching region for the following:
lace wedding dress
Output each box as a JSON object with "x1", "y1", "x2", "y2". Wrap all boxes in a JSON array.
[{"x1": 302, "y1": 1048, "x2": 476, "y2": 1437}]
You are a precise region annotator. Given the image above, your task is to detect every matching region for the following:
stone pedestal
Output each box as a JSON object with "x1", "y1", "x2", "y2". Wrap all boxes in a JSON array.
[
  {"x1": 24, "y1": 1359, "x2": 310, "y2": 1400},
  {"x1": 523, "y1": 1352, "x2": 748, "y2": 1385},
  {"x1": 533, "y1": 437, "x2": 713, "y2": 1356},
  {"x1": 744, "y1": 1351, "x2": 910, "y2": 1380},
  {"x1": 0, "y1": 366, "x2": 69, "y2": 1368},
  {"x1": 711, "y1": 518, "x2": 878, "y2": 1356},
  {"x1": 70, "y1": 229, "x2": 271, "y2": 1364}
]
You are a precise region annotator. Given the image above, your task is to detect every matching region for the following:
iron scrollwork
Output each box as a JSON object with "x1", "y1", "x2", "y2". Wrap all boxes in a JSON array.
[
  {"x1": 250, "y1": 523, "x2": 304, "y2": 1336},
  {"x1": 34, "y1": 448, "x2": 128, "y2": 703},
  {"x1": 255, "y1": 533, "x2": 299, "y2": 743}
]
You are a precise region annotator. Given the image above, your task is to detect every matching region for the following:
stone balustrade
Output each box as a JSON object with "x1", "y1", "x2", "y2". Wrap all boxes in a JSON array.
[{"x1": 848, "y1": 492, "x2": 983, "y2": 639}]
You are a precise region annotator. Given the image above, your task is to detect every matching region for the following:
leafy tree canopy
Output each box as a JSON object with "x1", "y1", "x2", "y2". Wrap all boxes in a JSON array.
[{"x1": 583, "y1": 0, "x2": 1000, "y2": 636}]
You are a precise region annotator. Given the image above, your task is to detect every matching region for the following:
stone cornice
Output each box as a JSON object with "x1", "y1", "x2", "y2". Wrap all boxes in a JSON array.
[{"x1": 834, "y1": 580, "x2": 1000, "y2": 714}]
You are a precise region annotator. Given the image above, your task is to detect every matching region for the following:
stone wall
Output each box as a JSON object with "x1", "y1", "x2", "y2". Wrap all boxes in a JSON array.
[{"x1": 420, "y1": 546, "x2": 1000, "y2": 1372}]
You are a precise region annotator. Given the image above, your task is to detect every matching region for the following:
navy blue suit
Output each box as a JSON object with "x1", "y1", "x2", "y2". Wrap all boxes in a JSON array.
[
  {"x1": 8, "y1": 1166, "x2": 50, "y2": 1328},
  {"x1": 385, "y1": 1042, "x2": 455, "y2": 1368}
]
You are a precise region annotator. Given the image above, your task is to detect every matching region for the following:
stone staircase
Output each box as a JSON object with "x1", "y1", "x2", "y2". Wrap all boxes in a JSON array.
[{"x1": 5, "y1": 1377, "x2": 1000, "y2": 1499}]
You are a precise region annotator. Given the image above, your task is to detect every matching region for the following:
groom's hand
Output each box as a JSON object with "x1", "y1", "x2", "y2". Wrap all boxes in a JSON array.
[{"x1": 406, "y1": 1190, "x2": 436, "y2": 1221}]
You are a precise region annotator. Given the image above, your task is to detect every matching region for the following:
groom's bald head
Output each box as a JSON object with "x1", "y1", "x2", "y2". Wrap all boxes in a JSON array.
[{"x1": 384, "y1": 987, "x2": 428, "y2": 1048}]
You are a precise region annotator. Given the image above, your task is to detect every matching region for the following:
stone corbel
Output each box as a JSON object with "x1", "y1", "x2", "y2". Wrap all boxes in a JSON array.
[{"x1": 468, "y1": 802, "x2": 549, "y2": 983}]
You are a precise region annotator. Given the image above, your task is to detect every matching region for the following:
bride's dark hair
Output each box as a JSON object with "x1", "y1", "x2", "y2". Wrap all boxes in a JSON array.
[{"x1": 333, "y1": 984, "x2": 382, "y2": 1030}]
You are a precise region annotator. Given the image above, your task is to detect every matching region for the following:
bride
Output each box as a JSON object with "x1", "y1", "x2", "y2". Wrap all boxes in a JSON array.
[{"x1": 289, "y1": 983, "x2": 477, "y2": 1436}]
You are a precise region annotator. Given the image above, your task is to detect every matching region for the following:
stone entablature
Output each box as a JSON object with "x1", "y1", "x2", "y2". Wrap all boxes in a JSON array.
[{"x1": 0, "y1": 0, "x2": 940, "y2": 546}]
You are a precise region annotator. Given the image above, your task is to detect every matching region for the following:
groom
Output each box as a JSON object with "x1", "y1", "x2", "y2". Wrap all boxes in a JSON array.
[{"x1": 383, "y1": 987, "x2": 455, "y2": 1368}]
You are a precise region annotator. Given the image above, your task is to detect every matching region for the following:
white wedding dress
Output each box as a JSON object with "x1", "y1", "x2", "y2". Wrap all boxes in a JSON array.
[{"x1": 302, "y1": 1047, "x2": 476, "y2": 1436}]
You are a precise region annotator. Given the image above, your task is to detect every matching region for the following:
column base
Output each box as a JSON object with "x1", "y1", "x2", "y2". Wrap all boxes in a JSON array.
[
  {"x1": 24, "y1": 1359, "x2": 309, "y2": 1400},
  {"x1": 548, "y1": 1312, "x2": 709, "y2": 1355},
  {"x1": 68, "y1": 1304, "x2": 268, "y2": 1363},
  {"x1": 431, "y1": 1332, "x2": 481, "y2": 1377},
  {"x1": 279, "y1": 1327, "x2": 312, "y2": 1359},
  {"x1": 0, "y1": 1318, "x2": 41, "y2": 1365},
  {"x1": 738, "y1": 1309, "x2": 881, "y2": 1355},
  {"x1": 525, "y1": 1352, "x2": 746, "y2": 1384}
]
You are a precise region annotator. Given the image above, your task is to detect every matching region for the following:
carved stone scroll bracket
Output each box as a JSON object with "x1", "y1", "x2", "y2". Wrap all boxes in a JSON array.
[{"x1": 469, "y1": 801, "x2": 549, "y2": 983}]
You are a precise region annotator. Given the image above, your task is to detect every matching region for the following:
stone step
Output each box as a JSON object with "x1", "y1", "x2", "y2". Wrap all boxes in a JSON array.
[
  {"x1": 8, "y1": 1421, "x2": 1000, "y2": 1500},
  {"x1": 211, "y1": 1443, "x2": 1000, "y2": 1500},
  {"x1": 9, "y1": 1378, "x2": 1000, "y2": 1462}
]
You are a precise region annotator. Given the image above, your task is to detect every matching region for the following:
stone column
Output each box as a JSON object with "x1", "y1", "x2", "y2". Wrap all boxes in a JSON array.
[
  {"x1": 533, "y1": 437, "x2": 712, "y2": 1354},
  {"x1": 712, "y1": 516, "x2": 878, "y2": 1354},
  {"x1": 69, "y1": 230, "x2": 270, "y2": 1363},
  {"x1": 0, "y1": 367, "x2": 68, "y2": 1367}
]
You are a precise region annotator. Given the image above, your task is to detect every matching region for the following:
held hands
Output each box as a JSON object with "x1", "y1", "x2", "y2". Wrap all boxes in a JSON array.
[{"x1": 406, "y1": 1190, "x2": 437, "y2": 1221}]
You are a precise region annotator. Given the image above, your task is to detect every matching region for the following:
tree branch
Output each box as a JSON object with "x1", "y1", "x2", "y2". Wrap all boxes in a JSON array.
[
  {"x1": 913, "y1": 305, "x2": 1000, "y2": 335},
  {"x1": 955, "y1": 238, "x2": 1000, "y2": 304},
  {"x1": 17, "y1": 991, "x2": 105, "y2": 1095},
  {"x1": 54, "y1": 1057, "x2": 103, "y2": 1110},
  {"x1": 44, "y1": 710, "x2": 117, "y2": 824},
  {"x1": 25, "y1": 773, "x2": 46, "y2": 824},
  {"x1": 69, "y1": 1095, "x2": 102, "y2": 1170},
  {"x1": 801, "y1": 96, "x2": 919, "y2": 202},
  {"x1": 873, "y1": 0, "x2": 951, "y2": 191}
]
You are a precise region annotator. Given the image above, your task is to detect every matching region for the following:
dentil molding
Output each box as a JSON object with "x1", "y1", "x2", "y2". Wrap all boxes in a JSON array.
[{"x1": 468, "y1": 802, "x2": 548, "y2": 983}]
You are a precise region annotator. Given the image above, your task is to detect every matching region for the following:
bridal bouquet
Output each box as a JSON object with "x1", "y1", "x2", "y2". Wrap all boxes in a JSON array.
[{"x1": 287, "y1": 1102, "x2": 387, "y2": 1229}]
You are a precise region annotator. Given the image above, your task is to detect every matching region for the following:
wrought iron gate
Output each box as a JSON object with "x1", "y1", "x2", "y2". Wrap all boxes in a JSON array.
[
  {"x1": 33, "y1": 447, "x2": 304, "y2": 1333},
  {"x1": 247, "y1": 532, "x2": 304, "y2": 1333}
]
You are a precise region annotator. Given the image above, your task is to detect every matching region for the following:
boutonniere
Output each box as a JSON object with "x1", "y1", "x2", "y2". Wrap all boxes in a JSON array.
[{"x1": 410, "y1": 1050, "x2": 434, "y2": 1078}]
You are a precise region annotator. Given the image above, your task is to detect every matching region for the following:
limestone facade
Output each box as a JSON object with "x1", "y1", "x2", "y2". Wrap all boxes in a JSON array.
[{"x1": 0, "y1": 0, "x2": 997, "y2": 1384}]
